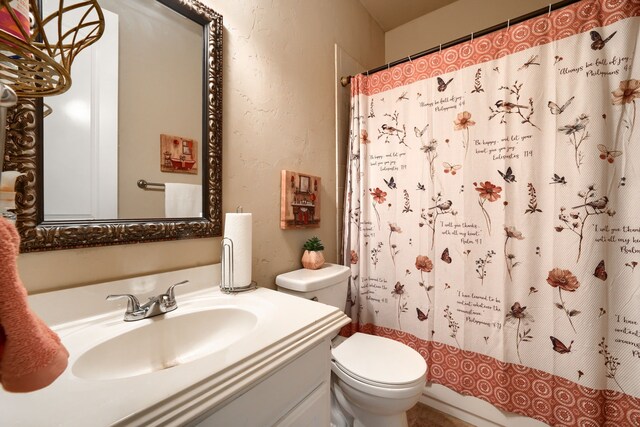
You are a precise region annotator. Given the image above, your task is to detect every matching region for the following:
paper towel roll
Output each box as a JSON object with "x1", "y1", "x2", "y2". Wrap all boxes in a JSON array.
[{"x1": 224, "y1": 213, "x2": 252, "y2": 287}]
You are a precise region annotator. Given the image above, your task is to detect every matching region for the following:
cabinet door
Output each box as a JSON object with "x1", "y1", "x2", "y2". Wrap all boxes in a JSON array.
[
  {"x1": 274, "y1": 383, "x2": 330, "y2": 427},
  {"x1": 193, "y1": 340, "x2": 331, "y2": 426}
]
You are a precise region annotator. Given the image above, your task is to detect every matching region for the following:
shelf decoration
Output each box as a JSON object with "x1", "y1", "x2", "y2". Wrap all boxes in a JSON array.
[
  {"x1": 280, "y1": 170, "x2": 321, "y2": 229},
  {"x1": 0, "y1": 0, "x2": 105, "y2": 97}
]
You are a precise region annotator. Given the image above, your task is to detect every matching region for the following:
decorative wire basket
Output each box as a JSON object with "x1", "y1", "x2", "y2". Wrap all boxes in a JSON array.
[{"x1": 0, "y1": 0, "x2": 104, "y2": 97}]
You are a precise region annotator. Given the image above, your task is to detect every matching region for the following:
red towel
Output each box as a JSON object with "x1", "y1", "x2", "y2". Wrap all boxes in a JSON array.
[{"x1": 0, "y1": 218, "x2": 69, "y2": 392}]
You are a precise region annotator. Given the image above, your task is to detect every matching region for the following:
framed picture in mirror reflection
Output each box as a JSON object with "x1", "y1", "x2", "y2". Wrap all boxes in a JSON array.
[{"x1": 160, "y1": 133, "x2": 198, "y2": 174}]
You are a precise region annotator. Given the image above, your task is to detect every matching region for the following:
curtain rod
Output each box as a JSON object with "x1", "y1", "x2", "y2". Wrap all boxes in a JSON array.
[{"x1": 341, "y1": 0, "x2": 582, "y2": 86}]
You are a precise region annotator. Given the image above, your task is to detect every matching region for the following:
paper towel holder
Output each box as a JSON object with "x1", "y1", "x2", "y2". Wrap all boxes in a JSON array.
[{"x1": 220, "y1": 237, "x2": 257, "y2": 293}]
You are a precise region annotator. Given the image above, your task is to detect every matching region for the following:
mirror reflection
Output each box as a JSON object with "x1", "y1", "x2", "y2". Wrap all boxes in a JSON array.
[{"x1": 43, "y1": 0, "x2": 203, "y2": 220}]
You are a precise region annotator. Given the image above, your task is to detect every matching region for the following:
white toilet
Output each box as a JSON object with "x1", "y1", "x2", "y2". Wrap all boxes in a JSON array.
[{"x1": 276, "y1": 263, "x2": 427, "y2": 427}]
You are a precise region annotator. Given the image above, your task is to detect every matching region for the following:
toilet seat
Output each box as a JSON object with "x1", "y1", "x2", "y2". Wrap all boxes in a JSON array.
[
  {"x1": 331, "y1": 333, "x2": 426, "y2": 398},
  {"x1": 331, "y1": 360, "x2": 426, "y2": 398},
  {"x1": 332, "y1": 361, "x2": 424, "y2": 390}
]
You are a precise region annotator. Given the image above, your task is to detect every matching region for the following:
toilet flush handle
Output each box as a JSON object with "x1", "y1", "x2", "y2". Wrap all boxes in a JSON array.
[{"x1": 310, "y1": 296, "x2": 318, "y2": 302}]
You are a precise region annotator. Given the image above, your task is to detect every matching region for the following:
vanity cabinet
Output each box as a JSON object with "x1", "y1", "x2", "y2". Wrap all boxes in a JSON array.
[
  {"x1": 3, "y1": 265, "x2": 348, "y2": 427},
  {"x1": 193, "y1": 338, "x2": 331, "y2": 427}
]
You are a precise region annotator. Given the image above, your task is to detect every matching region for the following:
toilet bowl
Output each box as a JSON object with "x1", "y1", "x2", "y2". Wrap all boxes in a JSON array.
[
  {"x1": 330, "y1": 332, "x2": 426, "y2": 427},
  {"x1": 276, "y1": 264, "x2": 427, "y2": 427}
]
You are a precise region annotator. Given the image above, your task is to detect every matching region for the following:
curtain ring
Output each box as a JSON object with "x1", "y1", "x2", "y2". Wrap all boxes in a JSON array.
[
  {"x1": 507, "y1": 19, "x2": 510, "y2": 30},
  {"x1": 439, "y1": 44, "x2": 442, "y2": 53},
  {"x1": 407, "y1": 55, "x2": 413, "y2": 63},
  {"x1": 548, "y1": 4, "x2": 552, "y2": 16},
  {"x1": 470, "y1": 32, "x2": 474, "y2": 43}
]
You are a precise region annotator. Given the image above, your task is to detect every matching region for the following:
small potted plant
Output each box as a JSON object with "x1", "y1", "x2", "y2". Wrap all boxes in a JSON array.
[{"x1": 301, "y1": 236, "x2": 325, "y2": 270}]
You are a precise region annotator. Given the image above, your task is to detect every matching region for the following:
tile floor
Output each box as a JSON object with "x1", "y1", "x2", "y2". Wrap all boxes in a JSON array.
[{"x1": 407, "y1": 402, "x2": 475, "y2": 427}]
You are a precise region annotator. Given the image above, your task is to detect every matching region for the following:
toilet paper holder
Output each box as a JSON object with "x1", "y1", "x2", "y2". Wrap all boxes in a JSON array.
[{"x1": 220, "y1": 237, "x2": 257, "y2": 293}]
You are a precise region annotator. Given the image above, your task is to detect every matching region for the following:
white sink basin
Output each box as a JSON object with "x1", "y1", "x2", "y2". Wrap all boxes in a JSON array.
[{"x1": 72, "y1": 307, "x2": 257, "y2": 380}]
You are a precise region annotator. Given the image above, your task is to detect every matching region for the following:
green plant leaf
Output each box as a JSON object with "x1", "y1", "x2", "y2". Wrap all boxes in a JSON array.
[{"x1": 303, "y1": 236, "x2": 324, "y2": 251}]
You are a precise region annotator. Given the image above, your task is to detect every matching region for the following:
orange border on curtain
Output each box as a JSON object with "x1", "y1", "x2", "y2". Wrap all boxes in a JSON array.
[
  {"x1": 353, "y1": 0, "x2": 640, "y2": 96},
  {"x1": 342, "y1": 323, "x2": 640, "y2": 426}
]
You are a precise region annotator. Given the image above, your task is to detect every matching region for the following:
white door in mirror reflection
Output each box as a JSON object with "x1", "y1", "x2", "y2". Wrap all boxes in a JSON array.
[{"x1": 43, "y1": 9, "x2": 119, "y2": 221}]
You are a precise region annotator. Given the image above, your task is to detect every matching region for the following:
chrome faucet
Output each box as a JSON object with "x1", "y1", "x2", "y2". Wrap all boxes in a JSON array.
[{"x1": 106, "y1": 280, "x2": 189, "y2": 321}]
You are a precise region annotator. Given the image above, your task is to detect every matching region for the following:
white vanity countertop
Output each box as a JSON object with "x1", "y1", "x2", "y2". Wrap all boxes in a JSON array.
[{"x1": 1, "y1": 264, "x2": 350, "y2": 426}]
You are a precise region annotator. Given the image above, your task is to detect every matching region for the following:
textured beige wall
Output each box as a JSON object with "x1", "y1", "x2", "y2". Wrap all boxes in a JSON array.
[
  {"x1": 385, "y1": 0, "x2": 552, "y2": 63},
  {"x1": 214, "y1": 0, "x2": 383, "y2": 289},
  {"x1": 18, "y1": 0, "x2": 383, "y2": 294}
]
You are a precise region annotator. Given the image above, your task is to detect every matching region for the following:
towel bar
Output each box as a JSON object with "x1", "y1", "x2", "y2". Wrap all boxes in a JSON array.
[{"x1": 137, "y1": 179, "x2": 165, "y2": 190}]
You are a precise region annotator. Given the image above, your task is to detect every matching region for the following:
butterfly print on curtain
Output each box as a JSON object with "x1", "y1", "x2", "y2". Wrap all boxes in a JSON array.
[
  {"x1": 590, "y1": 30, "x2": 616, "y2": 50},
  {"x1": 550, "y1": 336, "x2": 573, "y2": 354},
  {"x1": 548, "y1": 96, "x2": 574, "y2": 115}
]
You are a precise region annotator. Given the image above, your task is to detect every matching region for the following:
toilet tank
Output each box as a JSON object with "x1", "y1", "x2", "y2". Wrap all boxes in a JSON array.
[{"x1": 276, "y1": 263, "x2": 350, "y2": 311}]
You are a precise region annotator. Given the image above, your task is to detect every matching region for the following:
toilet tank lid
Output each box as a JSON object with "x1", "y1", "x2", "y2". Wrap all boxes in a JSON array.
[{"x1": 276, "y1": 263, "x2": 350, "y2": 292}]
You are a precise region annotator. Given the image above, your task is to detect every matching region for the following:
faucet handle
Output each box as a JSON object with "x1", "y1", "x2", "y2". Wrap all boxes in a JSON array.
[
  {"x1": 106, "y1": 293, "x2": 142, "y2": 314},
  {"x1": 163, "y1": 280, "x2": 189, "y2": 307}
]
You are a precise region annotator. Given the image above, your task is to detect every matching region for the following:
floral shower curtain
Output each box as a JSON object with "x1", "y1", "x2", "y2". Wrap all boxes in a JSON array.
[{"x1": 343, "y1": 0, "x2": 640, "y2": 425}]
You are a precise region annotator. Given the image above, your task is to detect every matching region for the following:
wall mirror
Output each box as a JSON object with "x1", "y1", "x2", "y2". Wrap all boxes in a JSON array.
[{"x1": 4, "y1": 0, "x2": 222, "y2": 252}]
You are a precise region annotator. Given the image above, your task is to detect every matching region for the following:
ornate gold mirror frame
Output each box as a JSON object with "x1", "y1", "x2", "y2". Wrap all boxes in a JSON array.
[{"x1": 3, "y1": 0, "x2": 222, "y2": 252}]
